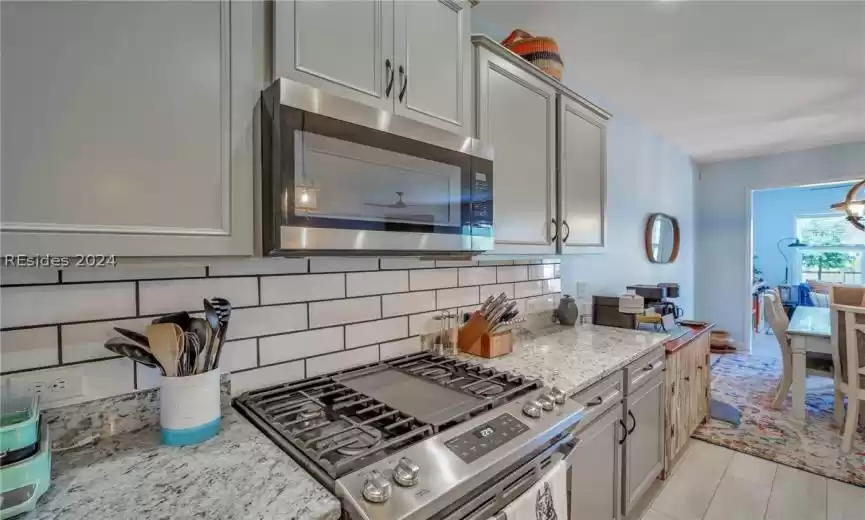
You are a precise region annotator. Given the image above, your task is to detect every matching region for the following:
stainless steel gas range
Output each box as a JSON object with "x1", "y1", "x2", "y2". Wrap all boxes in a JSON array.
[{"x1": 234, "y1": 352, "x2": 586, "y2": 520}]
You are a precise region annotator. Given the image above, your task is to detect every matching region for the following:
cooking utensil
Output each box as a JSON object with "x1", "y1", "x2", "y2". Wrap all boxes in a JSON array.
[
  {"x1": 104, "y1": 337, "x2": 164, "y2": 372},
  {"x1": 147, "y1": 323, "x2": 183, "y2": 377},
  {"x1": 207, "y1": 298, "x2": 232, "y2": 370},
  {"x1": 113, "y1": 327, "x2": 150, "y2": 348},
  {"x1": 210, "y1": 297, "x2": 232, "y2": 325},
  {"x1": 153, "y1": 311, "x2": 192, "y2": 331},
  {"x1": 202, "y1": 299, "x2": 221, "y2": 334}
]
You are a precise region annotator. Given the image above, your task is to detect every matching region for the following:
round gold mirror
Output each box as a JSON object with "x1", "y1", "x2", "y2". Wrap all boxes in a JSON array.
[{"x1": 645, "y1": 213, "x2": 680, "y2": 264}]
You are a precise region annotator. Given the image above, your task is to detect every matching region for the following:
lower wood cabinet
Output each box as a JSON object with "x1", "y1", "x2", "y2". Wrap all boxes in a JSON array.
[{"x1": 664, "y1": 327, "x2": 712, "y2": 476}]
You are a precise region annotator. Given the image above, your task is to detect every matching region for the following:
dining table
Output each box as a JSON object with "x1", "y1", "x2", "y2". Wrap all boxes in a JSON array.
[{"x1": 786, "y1": 306, "x2": 832, "y2": 420}]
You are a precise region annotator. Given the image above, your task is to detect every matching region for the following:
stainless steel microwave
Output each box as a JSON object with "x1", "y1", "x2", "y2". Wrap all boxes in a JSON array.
[{"x1": 260, "y1": 79, "x2": 494, "y2": 256}]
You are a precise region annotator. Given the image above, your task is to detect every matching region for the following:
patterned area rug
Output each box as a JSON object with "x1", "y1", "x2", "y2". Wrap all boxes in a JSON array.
[{"x1": 693, "y1": 353, "x2": 865, "y2": 487}]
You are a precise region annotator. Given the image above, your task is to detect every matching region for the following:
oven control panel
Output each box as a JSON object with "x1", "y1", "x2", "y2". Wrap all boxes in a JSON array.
[{"x1": 444, "y1": 413, "x2": 529, "y2": 463}]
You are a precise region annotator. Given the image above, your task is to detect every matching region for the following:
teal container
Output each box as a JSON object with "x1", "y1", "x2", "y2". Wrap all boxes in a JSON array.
[
  {"x1": 0, "y1": 395, "x2": 40, "y2": 457},
  {"x1": 0, "y1": 416, "x2": 51, "y2": 519}
]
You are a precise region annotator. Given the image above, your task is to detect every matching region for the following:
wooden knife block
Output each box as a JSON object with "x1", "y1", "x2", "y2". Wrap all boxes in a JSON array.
[{"x1": 460, "y1": 330, "x2": 514, "y2": 358}]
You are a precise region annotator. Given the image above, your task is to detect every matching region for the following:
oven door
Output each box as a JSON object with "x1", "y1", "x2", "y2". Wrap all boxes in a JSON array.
[
  {"x1": 263, "y1": 80, "x2": 493, "y2": 255},
  {"x1": 429, "y1": 432, "x2": 577, "y2": 520}
]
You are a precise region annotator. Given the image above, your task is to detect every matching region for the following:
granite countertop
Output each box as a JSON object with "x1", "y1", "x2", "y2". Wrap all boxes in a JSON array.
[
  {"x1": 28, "y1": 408, "x2": 341, "y2": 520},
  {"x1": 458, "y1": 323, "x2": 669, "y2": 396}
]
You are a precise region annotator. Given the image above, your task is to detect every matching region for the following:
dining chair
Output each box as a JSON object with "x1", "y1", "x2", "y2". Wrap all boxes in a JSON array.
[
  {"x1": 830, "y1": 285, "x2": 865, "y2": 427},
  {"x1": 764, "y1": 290, "x2": 793, "y2": 408},
  {"x1": 765, "y1": 290, "x2": 834, "y2": 409},
  {"x1": 830, "y1": 303, "x2": 865, "y2": 452}
]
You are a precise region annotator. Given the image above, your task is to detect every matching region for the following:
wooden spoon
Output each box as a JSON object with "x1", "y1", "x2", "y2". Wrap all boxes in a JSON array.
[{"x1": 147, "y1": 323, "x2": 183, "y2": 377}]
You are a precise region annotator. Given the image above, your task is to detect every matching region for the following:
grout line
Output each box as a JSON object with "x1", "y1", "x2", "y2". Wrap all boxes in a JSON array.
[
  {"x1": 205, "y1": 266, "x2": 210, "y2": 277},
  {"x1": 133, "y1": 362, "x2": 139, "y2": 390},
  {"x1": 700, "y1": 449, "x2": 735, "y2": 520},
  {"x1": 255, "y1": 338, "x2": 261, "y2": 367},
  {"x1": 134, "y1": 281, "x2": 140, "y2": 316},
  {"x1": 56, "y1": 326, "x2": 63, "y2": 365},
  {"x1": 256, "y1": 276, "x2": 262, "y2": 306},
  {"x1": 762, "y1": 464, "x2": 780, "y2": 520}
]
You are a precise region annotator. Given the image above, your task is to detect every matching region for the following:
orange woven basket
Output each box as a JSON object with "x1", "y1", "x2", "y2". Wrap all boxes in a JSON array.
[{"x1": 501, "y1": 29, "x2": 563, "y2": 80}]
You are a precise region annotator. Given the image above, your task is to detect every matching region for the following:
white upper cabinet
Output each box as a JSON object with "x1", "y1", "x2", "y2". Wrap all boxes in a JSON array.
[
  {"x1": 274, "y1": 0, "x2": 470, "y2": 136},
  {"x1": 274, "y1": 0, "x2": 394, "y2": 111},
  {"x1": 475, "y1": 47, "x2": 558, "y2": 255},
  {"x1": 0, "y1": 0, "x2": 259, "y2": 257},
  {"x1": 393, "y1": 0, "x2": 470, "y2": 134},
  {"x1": 559, "y1": 94, "x2": 607, "y2": 252}
]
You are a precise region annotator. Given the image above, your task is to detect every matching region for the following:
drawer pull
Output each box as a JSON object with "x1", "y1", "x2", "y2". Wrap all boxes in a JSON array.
[
  {"x1": 683, "y1": 376, "x2": 690, "y2": 382},
  {"x1": 586, "y1": 396, "x2": 603, "y2": 407},
  {"x1": 643, "y1": 363, "x2": 655, "y2": 372}
]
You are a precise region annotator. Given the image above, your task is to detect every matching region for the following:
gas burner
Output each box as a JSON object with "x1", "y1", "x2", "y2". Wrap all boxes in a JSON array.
[
  {"x1": 318, "y1": 424, "x2": 383, "y2": 456},
  {"x1": 419, "y1": 367, "x2": 450, "y2": 379},
  {"x1": 471, "y1": 382, "x2": 504, "y2": 396}
]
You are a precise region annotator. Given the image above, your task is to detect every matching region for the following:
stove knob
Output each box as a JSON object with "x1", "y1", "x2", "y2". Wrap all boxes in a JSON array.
[
  {"x1": 522, "y1": 400, "x2": 543, "y2": 418},
  {"x1": 362, "y1": 470, "x2": 392, "y2": 503},
  {"x1": 549, "y1": 387, "x2": 567, "y2": 405},
  {"x1": 537, "y1": 394, "x2": 555, "y2": 411},
  {"x1": 393, "y1": 457, "x2": 420, "y2": 487}
]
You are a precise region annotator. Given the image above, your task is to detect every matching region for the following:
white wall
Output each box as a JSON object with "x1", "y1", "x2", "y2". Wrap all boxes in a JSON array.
[
  {"x1": 472, "y1": 5, "x2": 698, "y2": 319},
  {"x1": 696, "y1": 141, "x2": 865, "y2": 345}
]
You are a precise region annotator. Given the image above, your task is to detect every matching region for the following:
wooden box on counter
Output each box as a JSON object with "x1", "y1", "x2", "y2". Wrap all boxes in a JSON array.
[
  {"x1": 460, "y1": 330, "x2": 514, "y2": 358},
  {"x1": 662, "y1": 321, "x2": 713, "y2": 479}
]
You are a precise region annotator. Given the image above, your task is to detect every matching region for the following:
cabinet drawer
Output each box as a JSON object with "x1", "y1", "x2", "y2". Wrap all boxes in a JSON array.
[
  {"x1": 572, "y1": 371, "x2": 623, "y2": 431},
  {"x1": 625, "y1": 348, "x2": 665, "y2": 395}
]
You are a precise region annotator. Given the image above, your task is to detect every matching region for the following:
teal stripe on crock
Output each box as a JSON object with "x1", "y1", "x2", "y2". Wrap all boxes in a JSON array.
[{"x1": 161, "y1": 417, "x2": 221, "y2": 446}]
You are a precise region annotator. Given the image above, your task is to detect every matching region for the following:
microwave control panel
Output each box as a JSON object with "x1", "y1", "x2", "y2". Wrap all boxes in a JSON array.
[{"x1": 471, "y1": 172, "x2": 492, "y2": 226}]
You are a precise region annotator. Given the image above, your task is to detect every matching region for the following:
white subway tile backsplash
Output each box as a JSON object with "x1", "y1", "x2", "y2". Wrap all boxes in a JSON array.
[
  {"x1": 379, "y1": 258, "x2": 434, "y2": 270},
  {"x1": 346, "y1": 317, "x2": 407, "y2": 348},
  {"x1": 347, "y1": 271, "x2": 408, "y2": 297},
  {"x1": 434, "y1": 260, "x2": 476, "y2": 267},
  {"x1": 458, "y1": 267, "x2": 497, "y2": 286},
  {"x1": 0, "y1": 327, "x2": 58, "y2": 372},
  {"x1": 208, "y1": 258, "x2": 307, "y2": 276},
  {"x1": 437, "y1": 287, "x2": 479, "y2": 309},
  {"x1": 542, "y1": 258, "x2": 561, "y2": 264},
  {"x1": 217, "y1": 339, "x2": 258, "y2": 372},
  {"x1": 231, "y1": 361, "x2": 305, "y2": 395},
  {"x1": 309, "y1": 297, "x2": 381, "y2": 328},
  {"x1": 260, "y1": 273, "x2": 344, "y2": 305},
  {"x1": 480, "y1": 283, "x2": 515, "y2": 301},
  {"x1": 409, "y1": 310, "x2": 449, "y2": 336},
  {"x1": 497, "y1": 266, "x2": 528, "y2": 283},
  {"x1": 1, "y1": 283, "x2": 136, "y2": 328},
  {"x1": 2, "y1": 256, "x2": 560, "y2": 405},
  {"x1": 382, "y1": 291, "x2": 436, "y2": 317},
  {"x1": 544, "y1": 279, "x2": 562, "y2": 294},
  {"x1": 515, "y1": 281, "x2": 543, "y2": 299},
  {"x1": 512, "y1": 298, "x2": 527, "y2": 316},
  {"x1": 62, "y1": 317, "x2": 153, "y2": 364},
  {"x1": 1, "y1": 268, "x2": 58, "y2": 286},
  {"x1": 2, "y1": 358, "x2": 135, "y2": 408},
  {"x1": 227, "y1": 304, "x2": 307, "y2": 340},
  {"x1": 528, "y1": 264, "x2": 556, "y2": 280},
  {"x1": 380, "y1": 337, "x2": 421, "y2": 359},
  {"x1": 310, "y1": 257, "x2": 378, "y2": 273},
  {"x1": 306, "y1": 346, "x2": 379, "y2": 377},
  {"x1": 554, "y1": 264, "x2": 561, "y2": 277},
  {"x1": 259, "y1": 327, "x2": 344, "y2": 365},
  {"x1": 476, "y1": 260, "x2": 514, "y2": 266},
  {"x1": 63, "y1": 265, "x2": 205, "y2": 283},
  {"x1": 139, "y1": 277, "x2": 257, "y2": 316},
  {"x1": 410, "y1": 269, "x2": 457, "y2": 291}
]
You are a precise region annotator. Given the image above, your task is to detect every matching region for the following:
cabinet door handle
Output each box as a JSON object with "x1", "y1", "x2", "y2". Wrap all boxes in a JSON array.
[
  {"x1": 643, "y1": 363, "x2": 654, "y2": 372},
  {"x1": 586, "y1": 395, "x2": 603, "y2": 407},
  {"x1": 398, "y1": 65, "x2": 407, "y2": 102},
  {"x1": 683, "y1": 376, "x2": 690, "y2": 382},
  {"x1": 618, "y1": 419, "x2": 628, "y2": 444},
  {"x1": 385, "y1": 59, "x2": 394, "y2": 98},
  {"x1": 551, "y1": 218, "x2": 558, "y2": 242},
  {"x1": 627, "y1": 410, "x2": 637, "y2": 435},
  {"x1": 562, "y1": 220, "x2": 570, "y2": 243}
]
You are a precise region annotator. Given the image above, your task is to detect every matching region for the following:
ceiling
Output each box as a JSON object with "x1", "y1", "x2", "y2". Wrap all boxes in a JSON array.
[{"x1": 474, "y1": 1, "x2": 865, "y2": 163}]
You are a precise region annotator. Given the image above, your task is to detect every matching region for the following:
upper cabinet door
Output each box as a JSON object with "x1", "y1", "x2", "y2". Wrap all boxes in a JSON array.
[
  {"x1": 393, "y1": 0, "x2": 470, "y2": 135},
  {"x1": 559, "y1": 94, "x2": 607, "y2": 252},
  {"x1": 274, "y1": 0, "x2": 394, "y2": 111},
  {"x1": 0, "y1": 0, "x2": 255, "y2": 257},
  {"x1": 476, "y1": 48, "x2": 557, "y2": 255}
]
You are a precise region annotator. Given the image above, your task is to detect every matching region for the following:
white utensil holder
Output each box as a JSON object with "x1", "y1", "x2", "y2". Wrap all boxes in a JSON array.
[{"x1": 160, "y1": 369, "x2": 221, "y2": 446}]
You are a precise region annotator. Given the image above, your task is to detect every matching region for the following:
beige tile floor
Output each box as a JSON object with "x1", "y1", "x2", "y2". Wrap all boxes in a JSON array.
[{"x1": 638, "y1": 440, "x2": 865, "y2": 520}]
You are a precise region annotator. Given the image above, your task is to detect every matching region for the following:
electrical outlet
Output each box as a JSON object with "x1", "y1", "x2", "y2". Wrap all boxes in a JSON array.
[
  {"x1": 575, "y1": 281, "x2": 589, "y2": 299},
  {"x1": 8, "y1": 372, "x2": 83, "y2": 404}
]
